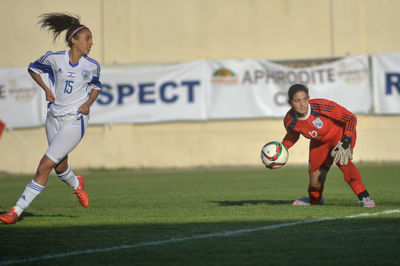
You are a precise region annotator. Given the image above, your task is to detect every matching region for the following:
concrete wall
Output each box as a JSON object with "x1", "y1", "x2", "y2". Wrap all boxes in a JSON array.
[
  {"x1": 2, "y1": 0, "x2": 400, "y2": 66},
  {"x1": 1, "y1": 115, "x2": 400, "y2": 173},
  {"x1": 1, "y1": 0, "x2": 400, "y2": 173}
]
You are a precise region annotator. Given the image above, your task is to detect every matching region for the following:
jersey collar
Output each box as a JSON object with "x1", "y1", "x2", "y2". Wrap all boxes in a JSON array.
[{"x1": 65, "y1": 50, "x2": 81, "y2": 68}]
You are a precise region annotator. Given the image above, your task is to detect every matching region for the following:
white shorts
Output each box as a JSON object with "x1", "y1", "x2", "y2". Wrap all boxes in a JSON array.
[{"x1": 45, "y1": 112, "x2": 88, "y2": 164}]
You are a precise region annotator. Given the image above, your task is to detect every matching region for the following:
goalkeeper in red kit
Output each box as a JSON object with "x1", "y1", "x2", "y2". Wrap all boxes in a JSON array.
[{"x1": 281, "y1": 84, "x2": 375, "y2": 207}]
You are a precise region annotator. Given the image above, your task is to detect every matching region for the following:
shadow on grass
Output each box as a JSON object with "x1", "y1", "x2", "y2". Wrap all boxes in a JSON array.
[
  {"x1": 210, "y1": 199, "x2": 292, "y2": 206},
  {"x1": 20, "y1": 212, "x2": 78, "y2": 219},
  {"x1": 0, "y1": 211, "x2": 78, "y2": 223},
  {"x1": 0, "y1": 217, "x2": 399, "y2": 266},
  {"x1": 211, "y1": 198, "x2": 399, "y2": 208}
]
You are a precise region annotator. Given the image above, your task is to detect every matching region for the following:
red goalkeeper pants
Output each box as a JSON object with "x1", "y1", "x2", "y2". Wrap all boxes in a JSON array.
[{"x1": 338, "y1": 160, "x2": 366, "y2": 195}]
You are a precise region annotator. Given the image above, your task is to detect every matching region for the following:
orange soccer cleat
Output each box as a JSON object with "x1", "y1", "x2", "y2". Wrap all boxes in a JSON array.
[
  {"x1": 73, "y1": 176, "x2": 89, "y2": 208},
  {"x1": 0, "y1": 208, "x2": 19, "y2": 224}
]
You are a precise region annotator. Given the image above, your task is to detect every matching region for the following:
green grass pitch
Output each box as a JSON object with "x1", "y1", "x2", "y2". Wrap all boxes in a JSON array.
[{"x1": 0, "y1": 164, "x2": 399, "y2": 265}]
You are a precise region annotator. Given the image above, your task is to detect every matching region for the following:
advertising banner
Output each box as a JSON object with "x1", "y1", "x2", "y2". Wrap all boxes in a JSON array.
[
  {"x1": 0, "y1": 68, "x2": 46, "y2": 128},
  {"x1": 0, "y1": 61, "x2": 210, "y2": 128},
  {"x1": 208, "y1": 55, "x2": 372, "y2": 119},
  {"x1": 0, "y1": 55, "x2": 375, "y2": 129},
  {"x1": 372, "y1": 53, "x2": 400, "y2": 114},
  {"x1": 90, "y1": 60, "x2": 209, "y2": 124}
]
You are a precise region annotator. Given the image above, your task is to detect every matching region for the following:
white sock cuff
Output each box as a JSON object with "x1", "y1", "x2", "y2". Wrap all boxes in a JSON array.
[
  {"x1": 28, "y1": 179, "x2": 45, "y2": 193},
  {"x1": 58, "y1": 165, "x2": 73, "y2": 181},
  {"x1": 15, "y1": 180, "x2": 45, "y2": 214}
]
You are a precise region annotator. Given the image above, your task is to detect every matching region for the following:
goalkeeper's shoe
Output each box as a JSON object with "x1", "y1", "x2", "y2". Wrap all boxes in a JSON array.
[
  {"x1": 360, "y1": 196, "x2": 375, "y2": 207},
  {"x1": 292, "y1": 196, "x2": 325, "y2": 206},
  {"x1": 73, "y1": 176, "x2": 89, "y2": 208},
  {"x1": 0, "y1": 208, "x2": 19, "y2": 224}
]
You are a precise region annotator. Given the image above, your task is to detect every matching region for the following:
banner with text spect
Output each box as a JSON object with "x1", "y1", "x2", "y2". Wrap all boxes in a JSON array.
[{"x1": 0, "y1": 55, "x2": 376, "y2": 129}]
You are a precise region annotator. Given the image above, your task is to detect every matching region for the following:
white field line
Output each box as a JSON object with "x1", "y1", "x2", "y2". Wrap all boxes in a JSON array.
[{"x1": 1, "y1": 209, "x2": 399, "y2": 265}]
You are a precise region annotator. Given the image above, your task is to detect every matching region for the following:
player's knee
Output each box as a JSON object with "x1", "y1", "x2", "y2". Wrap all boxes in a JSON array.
[
  {"x1": 55, "y1": 166, "x2": 68, "y2": 175},
  {"x1": 37, "y1": 155, "x2": 56, "y2": 175},
  {"x1": 55, "y1": 159, "x2": 68, "y2": 174}
]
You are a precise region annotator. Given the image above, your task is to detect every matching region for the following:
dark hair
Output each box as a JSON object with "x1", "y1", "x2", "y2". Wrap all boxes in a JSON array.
[
  {"x1": 38, "y1": 12, "x2": 87, "y2": 47},
  {"x1": 288, "y1": 84, "x2": 309, "y2": 104}
]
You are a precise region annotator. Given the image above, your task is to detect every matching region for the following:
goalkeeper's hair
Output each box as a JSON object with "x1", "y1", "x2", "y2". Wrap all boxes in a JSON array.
[
  {"x1": 288, "y1": 84, "x2": 309, "y2": 104},
  {"x1": 38, "y1": 12, "x2": 87, "y2": 47}
]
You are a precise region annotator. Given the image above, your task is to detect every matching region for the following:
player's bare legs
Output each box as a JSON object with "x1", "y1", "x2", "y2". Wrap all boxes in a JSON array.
[
  {"x1": 54, "y1": 156, "x2": 79, "y2": 190},
  {"x1": 0, "y1": 154, "x2": 88, "y2": 224},
  {"x1": 34, "y1": 155, "x2": 56, "y2": 186},
  {"x1": 55, "y1": 156, "x2": 69, "y2": 175},
  {"x1": 0, "y1": 155, "x2": 53, "y2": 223}
]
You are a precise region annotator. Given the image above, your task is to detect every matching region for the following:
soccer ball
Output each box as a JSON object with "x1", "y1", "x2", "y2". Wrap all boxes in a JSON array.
[{"x1": 261, "y1": 141, "x2": 288, "y2": 169}]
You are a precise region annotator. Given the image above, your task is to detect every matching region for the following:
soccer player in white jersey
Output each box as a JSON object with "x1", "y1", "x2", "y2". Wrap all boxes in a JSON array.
[{"x1": 0, "y1": 13, "x2": 102, "y2": 224}]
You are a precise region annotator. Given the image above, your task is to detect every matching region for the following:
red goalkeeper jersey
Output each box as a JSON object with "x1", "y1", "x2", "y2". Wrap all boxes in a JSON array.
[{"x1": 282, "y1": 98, "x2": 357, "y2": 149}]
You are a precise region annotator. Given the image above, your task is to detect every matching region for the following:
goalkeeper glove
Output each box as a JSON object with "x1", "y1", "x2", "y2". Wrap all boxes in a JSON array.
[{"x1": 331, "y1": 135, "x2": 353, "y2": 166}]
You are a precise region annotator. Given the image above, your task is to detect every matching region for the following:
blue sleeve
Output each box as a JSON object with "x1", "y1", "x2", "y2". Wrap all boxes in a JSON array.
[
  {"x1": 28, "y1": 52, "x2": 55, "y2": 85},
  {"x1": 83, "y1": 55, "x2": 102, "y2": 89},
  {"x1": 90, "y1": 75, "x2": 102, "y2": 89}
]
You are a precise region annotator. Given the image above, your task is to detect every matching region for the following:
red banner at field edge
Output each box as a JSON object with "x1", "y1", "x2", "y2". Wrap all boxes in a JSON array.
[{"x1": 0, "y1": 119, "x2": 5, "y2": 138}]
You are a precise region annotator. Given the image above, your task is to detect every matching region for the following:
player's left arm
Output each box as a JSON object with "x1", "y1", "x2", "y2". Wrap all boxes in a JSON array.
[
  {"x1": 314, "y1": 99, "x2": 357, "y2": 140},
  {"x1": 78, "y1": 63, "x2": 102, "y2": 115},
  {"x1": 78, "y1": 89, "x2": 100, "y2": 115},
  {"x1": 334, "y1": 103, "x2": 357, "y2": 141},
  {"x1": 327, "y1": 101, "x2": 356, "y2": 165}
]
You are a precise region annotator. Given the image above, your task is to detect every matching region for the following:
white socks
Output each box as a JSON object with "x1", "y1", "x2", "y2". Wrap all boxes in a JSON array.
[
  {"x1": 14, "y1": 179, "x2": 44, "y2": 216},
  {"x1": 57, "y1": 165, "x2": 79, "y2": 190},
  {"x1": 13, "y1": 166, "x2": 78, "y2": 217}
]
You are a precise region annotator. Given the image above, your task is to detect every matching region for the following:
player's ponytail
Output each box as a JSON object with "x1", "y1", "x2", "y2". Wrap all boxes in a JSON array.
[{"x1": 38, "y1": 12, "x2": 87, "y2": 47}]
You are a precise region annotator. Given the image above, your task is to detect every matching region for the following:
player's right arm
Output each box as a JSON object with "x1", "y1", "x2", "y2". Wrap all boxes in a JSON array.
[
  {"x1": 282, "y1": 111, "x2": 300, "y2": 149},
  {"x1": 28, "y1": 69, "x2": 55, "y2": 103},
  {"x1": 282, "y1": 130, "x2": 299, "y2": 149},
  {"x1": 28, "y1": 51, "x2": 56, "y2": 103}
]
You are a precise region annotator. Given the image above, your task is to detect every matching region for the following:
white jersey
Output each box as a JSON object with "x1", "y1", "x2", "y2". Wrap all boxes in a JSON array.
[{"x1": 29, "y1": 50, "x2": 102, "y2": 116}]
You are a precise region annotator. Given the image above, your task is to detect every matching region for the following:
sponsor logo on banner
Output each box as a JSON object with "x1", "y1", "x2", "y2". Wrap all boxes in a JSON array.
[
  {"x1": 7, "y1": 79, "x2": 37, "y2": 102},
  {"x1": 241, "y1": 67, "x2": 336, "y2": 85},
  {"x1": 211, "y1": 68, "x2": 238, "y2": 84},
  {"x1": 240, "y1": 57, "x2": 367, "y2": 86},
  {"x1": 208, "y1": 55, "x2": 372, "y2": 118},
  {"x1": 337, "y1": 59, "x2": 368, "y2": 84}
]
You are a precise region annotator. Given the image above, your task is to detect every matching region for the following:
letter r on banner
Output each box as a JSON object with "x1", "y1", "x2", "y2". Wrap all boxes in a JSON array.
[{"x1": 385, "y1": 73, "x2": 400, "y2": 95}]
